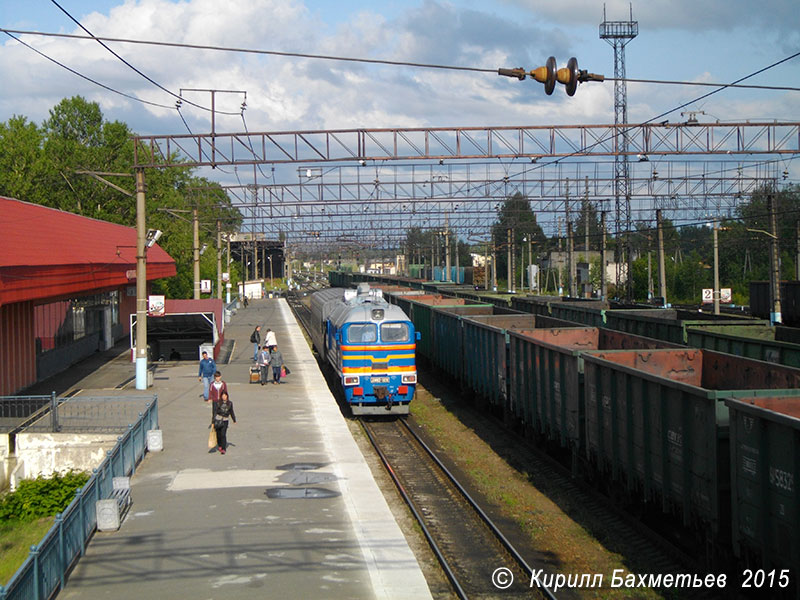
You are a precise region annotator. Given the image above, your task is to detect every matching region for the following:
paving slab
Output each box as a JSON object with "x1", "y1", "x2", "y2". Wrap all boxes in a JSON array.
[{"x1": 59, "y1": 298, "x2": 432, "y2": 600}]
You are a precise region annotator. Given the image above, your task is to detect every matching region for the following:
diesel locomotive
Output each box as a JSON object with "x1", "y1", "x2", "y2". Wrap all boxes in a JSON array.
[{"x1": 308, "y1": 283, "x2": 418, "y2": 415}]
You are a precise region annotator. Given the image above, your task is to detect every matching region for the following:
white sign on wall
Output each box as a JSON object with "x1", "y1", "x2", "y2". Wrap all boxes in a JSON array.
[
  {"x1": 148, "y1": 295, "x2": 165, "y2": 316},
  {"x1": 200, "y1": 279, "x2": 212, "y2": 294}
]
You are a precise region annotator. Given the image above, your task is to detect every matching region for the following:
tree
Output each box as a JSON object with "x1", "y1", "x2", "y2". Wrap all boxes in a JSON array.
[
  {"x1": 0, "y1": 115, "x2": 45, "y2": 203},
  {"x1": 491, "y1": 192, "x2": 546, "y2": 287},
  {"x1": 0, "y1": 96, "x2": 246, "y2": 299}
]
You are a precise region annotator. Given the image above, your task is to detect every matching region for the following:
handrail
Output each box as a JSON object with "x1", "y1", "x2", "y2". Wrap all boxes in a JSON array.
[{"x1": 0, "y1": 395, "x2": 158, "y2": 600}]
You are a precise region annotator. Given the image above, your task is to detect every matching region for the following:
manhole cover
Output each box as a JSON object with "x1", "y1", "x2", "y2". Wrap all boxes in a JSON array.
[
  {"x1": 277, "y1": 471, "x2": 337, "y2": 485},
  {"x1": 265, "y1": 487, "x2": 340, "y2": 499},
  {"x1": 276, "y1": 462, "x2": 328, "y2": 471}
]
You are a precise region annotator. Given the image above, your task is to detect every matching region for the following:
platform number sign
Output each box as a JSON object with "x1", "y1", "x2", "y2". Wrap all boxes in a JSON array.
[{"x1": 702, "y1": 288, "x2": 732, "y2": 304}]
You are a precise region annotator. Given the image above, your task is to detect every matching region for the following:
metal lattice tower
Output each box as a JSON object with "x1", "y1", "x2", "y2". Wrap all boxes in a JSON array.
[{"x1": 600, "y1": 3, "x2": 638, "y2": 299}]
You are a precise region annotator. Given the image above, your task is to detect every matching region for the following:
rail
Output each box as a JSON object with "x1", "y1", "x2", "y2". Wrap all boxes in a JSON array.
[{"x1": 0, "y1": 395, "x2": 158, "y2": 600}]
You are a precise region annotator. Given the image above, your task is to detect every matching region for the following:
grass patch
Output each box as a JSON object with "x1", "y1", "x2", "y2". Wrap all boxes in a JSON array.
[
  {"x1": 411, "y1": 386, "x2": 664, "y2": 599},
  {"x1": 0, "y1": 517, "x2": 54, "y2": 585}
]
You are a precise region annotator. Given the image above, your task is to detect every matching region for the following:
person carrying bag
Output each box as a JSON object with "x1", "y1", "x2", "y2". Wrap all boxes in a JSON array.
[{"x1": 212, "y1": 392, "x2": 236, "y2": 454}]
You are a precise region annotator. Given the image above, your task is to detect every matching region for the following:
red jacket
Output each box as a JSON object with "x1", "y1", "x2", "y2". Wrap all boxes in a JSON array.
[{"x1": 208, "y1": 380, "x2": 229, "y2": 402}]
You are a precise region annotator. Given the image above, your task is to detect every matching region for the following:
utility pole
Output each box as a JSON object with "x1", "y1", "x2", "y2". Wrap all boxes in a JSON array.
[
  {"x1": 216, "y1": 219, "x2": 223, "y2": 300},
  {"x1": 713, "y1": 219, "x2": 720, "y2": 315},
  {"x1": 484, "y1": 242, "x2": 489, "y2": 290},
  {"x1": 226, "y1": 235, "x2": 231, "y2": 304},
  {"x1": 445, "y1": 214, "x2": 451, "y2": 282},
  {"x1": 584, "y1": 178, "x2": 591, "y2": 298},
  {"x1": 193, "y1": 206, "x2": 200, "y2": 300},
  {"x1": 656, "y1": 209, "x2": 667, "y2": 305},
  {"x1": 796, "y1": 221, "x2": 800, "y2": 280},
  {"x1": 567, "y1": 220, "x2": 576, "y2": 297},
  {"x1": 507, "y1": 228, "x2": 513, "y2": 293},
  {"x1": 769, "y1": 194, "x2": 782, "y2": 324},
  {"x1": 528, "y1": 237, "x2": 533, "y2": 293},
  {"x1": 492, "y1": 243, "x2": 498, "y2": 291},
  {"x1": 601, "y1": 211, "x2": 607, "y2": 301},
  {"x1": 134, "y1": 168, "x2": 148, "y2": 391}
]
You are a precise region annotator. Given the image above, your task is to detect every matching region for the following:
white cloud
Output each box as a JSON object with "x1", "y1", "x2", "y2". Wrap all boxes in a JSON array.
[{"x1": 1, "y1": 0, "x2": 797, "y2": 140}]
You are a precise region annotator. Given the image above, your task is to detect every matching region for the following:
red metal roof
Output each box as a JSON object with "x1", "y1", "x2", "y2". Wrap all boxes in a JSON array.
[{"x1": 1, "y1": 196, "x2": 176, "y2": 304}]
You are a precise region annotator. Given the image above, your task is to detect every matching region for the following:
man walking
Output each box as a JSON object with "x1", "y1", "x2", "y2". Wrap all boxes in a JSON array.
[
  {"x1": 269, "y1": 345, "x2": 284, "y2": 384},
  {"x1": 198, "y1": 350, "x2": 216, "y2": 401},
  {"x1": 250, "y1": 325, "x2": 261, "y2": 361}
]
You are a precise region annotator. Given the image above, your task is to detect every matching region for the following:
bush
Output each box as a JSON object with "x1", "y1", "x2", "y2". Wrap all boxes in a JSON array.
[{"x1": 0, "y1": 471, "x2": 89, "y2": 522}]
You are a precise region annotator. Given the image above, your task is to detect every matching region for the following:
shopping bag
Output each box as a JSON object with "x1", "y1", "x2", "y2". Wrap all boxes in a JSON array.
[
  {"x1": 284, "y1": 365, "x2": 291, "y2": 375},
  {"x1": 280, "y1": 366, "x2": 287, "y2": 378},
  {"x1": 208, "y1": 426, "x2": 217, "y2": 449}
]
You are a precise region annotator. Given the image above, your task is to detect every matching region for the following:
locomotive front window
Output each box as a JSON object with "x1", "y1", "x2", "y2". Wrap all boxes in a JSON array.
[
  {"x1": 380, "y1": 322, "x2": 410, "y2": 342},
  {"x1": 348, "y1": 324, "x2": 377, "y2": 343}
]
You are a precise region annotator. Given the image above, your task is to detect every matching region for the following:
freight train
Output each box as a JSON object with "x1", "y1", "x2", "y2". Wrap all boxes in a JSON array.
[
  {"x1": 308, "y1": 283, "x2": 418, "y2": 415},
  {"x1": 329, "y1": 271, "x2": 800, "y2": 595}
]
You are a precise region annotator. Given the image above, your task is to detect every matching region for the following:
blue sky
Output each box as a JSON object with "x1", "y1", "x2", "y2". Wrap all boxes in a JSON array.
[{"x1": 3, "y1": 0, "x2": 798, "y2": 134}]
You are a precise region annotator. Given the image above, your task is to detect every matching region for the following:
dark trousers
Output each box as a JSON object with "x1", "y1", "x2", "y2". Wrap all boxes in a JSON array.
[
  {"x1": 272, "y1": 366, "x2": 282, "y2": 383},
  {"x1": 214, "y1": 420, "x2": 229, "y2": 449},
  {"x1": 260, "y1": 365, "x2": 268, "y2": 384}
]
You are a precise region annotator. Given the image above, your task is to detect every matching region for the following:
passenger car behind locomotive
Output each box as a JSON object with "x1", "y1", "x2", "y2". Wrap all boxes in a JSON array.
[{"x1": 308, "y1": 284, "x2": 418, "y2": 415}]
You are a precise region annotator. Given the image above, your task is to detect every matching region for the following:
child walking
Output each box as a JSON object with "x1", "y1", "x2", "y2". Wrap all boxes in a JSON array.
[{"x1": 212, "y1": 392, "x2": 236, "y2": 454}]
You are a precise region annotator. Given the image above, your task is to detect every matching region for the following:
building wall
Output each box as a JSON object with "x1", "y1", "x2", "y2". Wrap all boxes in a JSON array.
[
  {"x1": 3, "y1": 433, "x2": 117, "y2": 492},
  {"x1": 0, "y1": 301, "x2": 36, "y2": 396}
]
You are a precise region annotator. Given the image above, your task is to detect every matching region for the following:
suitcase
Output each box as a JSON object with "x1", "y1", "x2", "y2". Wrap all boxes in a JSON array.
[{"x1": 249, "y1": 366, "x2": 261, "y2": 384}]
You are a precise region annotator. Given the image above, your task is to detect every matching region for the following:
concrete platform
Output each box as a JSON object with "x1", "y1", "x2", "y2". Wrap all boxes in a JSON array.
[{"x1": 59, "y1": 298, "x2": 432, "y2": 600}]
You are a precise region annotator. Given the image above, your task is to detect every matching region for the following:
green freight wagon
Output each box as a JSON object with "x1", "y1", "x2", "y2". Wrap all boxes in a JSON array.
[
  {"x1": 508, "y1": 328, "x2": 680, "y2": 454},
  {"x1": 582, "y1": 348, "x2": 800, "y2": 539},
  {"x1": 687, "y1": 323, "x2": 800, "y2": 367},
  {"x1": 725, "y1": 396, "x2": 800, "y2": 583},
  {"x1": 604, "y1": 308, "x2": 767, "y2": 345},
  {"x1": 459, "y1": 314, "x2": 577, "y2": 418}
]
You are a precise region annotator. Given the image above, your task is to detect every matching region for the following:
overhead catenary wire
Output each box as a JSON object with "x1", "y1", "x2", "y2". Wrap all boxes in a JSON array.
[
  {"x1": 1, "y1": 30, "x2": 175, "y2": 111},
  {"x1": 38, "y1": 4, "x2": 240, "y2": 115},
  {"x1": 4, "y1": 24, "x2": 798, "y2": 244},
  {"x1": 3, "y1": 28, "x2": 799, "y2": 93}
]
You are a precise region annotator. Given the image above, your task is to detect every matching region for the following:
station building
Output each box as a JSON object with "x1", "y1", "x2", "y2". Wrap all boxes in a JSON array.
[{"x1": 0, "y1": 196, "x2": 176, "y2": 395}]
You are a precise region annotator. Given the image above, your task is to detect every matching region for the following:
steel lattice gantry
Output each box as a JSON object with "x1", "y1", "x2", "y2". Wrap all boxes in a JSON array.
[
  {"x1": 133, "y1": 122, "x2": 800, "y2": 168},
  {"x1": 221, "y1": 160, "x2": 782, "y2": 243}
]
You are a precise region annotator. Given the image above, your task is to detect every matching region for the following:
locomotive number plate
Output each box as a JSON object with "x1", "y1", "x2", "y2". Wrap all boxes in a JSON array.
[{"x1": 371, "y1": 377, "x2": 389, "y2": 383}]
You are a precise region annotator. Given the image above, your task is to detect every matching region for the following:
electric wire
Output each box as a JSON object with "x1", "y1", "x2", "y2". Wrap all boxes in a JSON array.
[
  {"x1": 3, "y1": 28, "x2": 799, "y2": 93},
  {"x1": 2, "y1": 30, "x2": 175, "y2": 111},
  {"x1": 46, "y1": 1, "x2": 235, "y2": 115}
]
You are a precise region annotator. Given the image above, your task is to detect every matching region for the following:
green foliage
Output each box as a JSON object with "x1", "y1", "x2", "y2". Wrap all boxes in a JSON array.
[
  {"x1": 491, "y1": 192, "x2": 547, "y2": 280},
  {"x1": 0, "y1": 471, "x2": 89, "y2": 522},
  {"x1": 0, "y1": 96, "x2": 245, "y2": 299}
]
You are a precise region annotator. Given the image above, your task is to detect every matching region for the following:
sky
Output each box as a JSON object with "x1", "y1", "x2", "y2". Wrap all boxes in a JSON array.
[
  {"x1": 1, "y1": 0, "x2": 799, "y2": 235},
  {"x1": 3, "y1": 0, "x2": 798, "y2": 135}
]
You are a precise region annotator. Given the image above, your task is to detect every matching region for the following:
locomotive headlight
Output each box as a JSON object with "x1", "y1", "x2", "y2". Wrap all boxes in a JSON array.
[
  {"x1": 344, "y1": 376, "x2": 360, "y2": 386},
  {"x1": 401, "y1": 374, "x2": 417, "y2": 384}
]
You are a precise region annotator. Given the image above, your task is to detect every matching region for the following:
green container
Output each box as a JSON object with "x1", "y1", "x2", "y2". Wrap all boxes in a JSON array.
[
  {"x1": 604, "y1": 309, "x2": 767, "y2": 344},
  {"x1": 725, "y1": 397, "x2": 800, "y2": 576},
  {"x1": 549, "y1": 303, "x2": 606, "y2": 327},
  {"x1": 459, "y1": 314, "x2": 550, "y2": 414},
  {"x1": 509, "y1": 328, "x2": 680, "y2": 450},
  {"x1": 687, "y1": 324, "x2": 800, "y2": 367},
  {"x1": 583, "y1": 348, "x2": 800, "y2": 537}
]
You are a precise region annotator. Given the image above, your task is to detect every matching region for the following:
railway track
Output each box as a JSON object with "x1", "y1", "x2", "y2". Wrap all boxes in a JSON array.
[
  {"x1": 287, "y1": 286, "x2": 719, "y2": 598},
  {"x1": 362, "y1": 417, "x2": 554, "y2": 600}
]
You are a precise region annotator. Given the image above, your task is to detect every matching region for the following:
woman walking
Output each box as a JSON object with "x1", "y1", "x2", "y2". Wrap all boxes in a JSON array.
[{"x1": 212, "y1": 392, "x2": 236, "y2": 454}]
